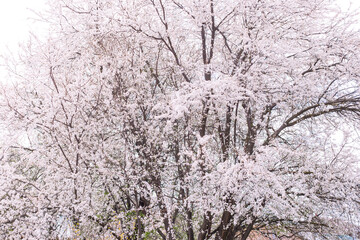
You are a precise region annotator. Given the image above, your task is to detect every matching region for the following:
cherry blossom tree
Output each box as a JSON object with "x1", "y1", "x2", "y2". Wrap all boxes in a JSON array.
[{"x1": 1, "y1": 0, "x2": 360, "y2": 239}]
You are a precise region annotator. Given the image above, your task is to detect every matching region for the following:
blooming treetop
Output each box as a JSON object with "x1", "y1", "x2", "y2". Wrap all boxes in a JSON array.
[{"x1": 0, "y1": 0, "x2": 360, "y2": 239}]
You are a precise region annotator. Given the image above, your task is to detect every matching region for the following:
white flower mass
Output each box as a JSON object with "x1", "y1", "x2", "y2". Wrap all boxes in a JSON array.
[{"x1": 0, "y1": 0, "x2": 359, "y2": 239}]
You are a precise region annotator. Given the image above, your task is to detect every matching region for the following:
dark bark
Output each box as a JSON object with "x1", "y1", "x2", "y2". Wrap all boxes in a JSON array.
[{"x1": 197, "y1": 212, "x2": 213, "y2": 240}]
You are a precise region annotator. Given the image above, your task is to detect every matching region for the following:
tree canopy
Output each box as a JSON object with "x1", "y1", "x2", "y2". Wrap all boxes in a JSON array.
[{"x1": 0, "y1": 0, "x2": 360, "y2": 239}]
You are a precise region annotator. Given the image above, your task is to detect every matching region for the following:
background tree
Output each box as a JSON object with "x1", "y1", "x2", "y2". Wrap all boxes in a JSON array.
[{"x1": 0, "y1": 0, "x2": 360, "y2": 239}]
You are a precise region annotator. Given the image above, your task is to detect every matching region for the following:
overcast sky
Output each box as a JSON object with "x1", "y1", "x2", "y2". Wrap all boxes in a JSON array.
[
  {"x1": 0, "y1": 0, "x2": 48, "y2": 82},
  {"x1": 0, "y1": 0, "x2": 48, "y2": 52}
]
